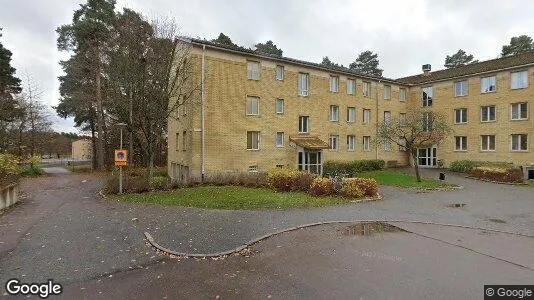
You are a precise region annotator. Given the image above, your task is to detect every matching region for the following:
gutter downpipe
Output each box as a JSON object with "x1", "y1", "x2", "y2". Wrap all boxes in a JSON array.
[
  {"x1": 201, "y1": 45, "x2": 206, "y2": 183},
  {"x1": 375, "y1": 80, "x2": 380, "y2": 160}
]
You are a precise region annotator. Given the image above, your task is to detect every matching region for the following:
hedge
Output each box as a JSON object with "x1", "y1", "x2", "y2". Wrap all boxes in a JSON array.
[{"x1": 323, "y1": 159, "x2": 385, "y2": 177}]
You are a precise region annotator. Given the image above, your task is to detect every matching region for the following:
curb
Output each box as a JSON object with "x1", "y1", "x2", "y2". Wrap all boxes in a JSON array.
[{"x1": 144, "y1": 219, "x2": 534, "y2": 258}]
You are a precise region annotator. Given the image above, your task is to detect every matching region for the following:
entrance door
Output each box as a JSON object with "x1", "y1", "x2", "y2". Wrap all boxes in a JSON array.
[
  {"x1": 417, "y1": 146, "x2": 437, "y2": 167},
  {"x1": 298, "y1": 150, "x2": 323, "y2": 175}
]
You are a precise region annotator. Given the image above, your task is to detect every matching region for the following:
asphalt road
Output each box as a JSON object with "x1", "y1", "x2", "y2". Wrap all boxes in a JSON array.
[{"x1": 1, "y1": 170, "x2": 533, "y2": 299}]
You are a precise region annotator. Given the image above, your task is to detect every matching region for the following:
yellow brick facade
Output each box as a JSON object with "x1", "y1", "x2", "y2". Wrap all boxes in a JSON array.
[{"x1": 168, "y1": 40, "x2": 534, "y2": 181}]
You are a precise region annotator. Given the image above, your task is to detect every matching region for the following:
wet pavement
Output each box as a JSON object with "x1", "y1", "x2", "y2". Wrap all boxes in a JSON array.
[{"x1": 1, "y1": 169, "x2": 534, "y2": 299}]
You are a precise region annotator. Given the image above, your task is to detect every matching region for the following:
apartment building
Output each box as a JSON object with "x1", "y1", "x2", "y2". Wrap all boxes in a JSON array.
[{"x1": 168, "y1": 38, "x2": 534, "y2": 182}]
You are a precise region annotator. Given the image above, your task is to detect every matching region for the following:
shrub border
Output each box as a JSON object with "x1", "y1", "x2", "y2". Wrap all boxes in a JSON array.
[{"x1": 464, "y1": 176, "x2": 527, "y2": 186}]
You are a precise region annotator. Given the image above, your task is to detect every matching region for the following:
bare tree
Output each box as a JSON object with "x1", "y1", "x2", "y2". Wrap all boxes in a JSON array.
[{"x1": 376, "y1": 109, "x2": 452, "y2": 182}]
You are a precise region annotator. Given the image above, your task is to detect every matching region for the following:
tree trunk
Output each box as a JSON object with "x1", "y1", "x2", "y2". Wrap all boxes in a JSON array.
[
  {"x1": 128, "y1": 89, "x2": 133, "y2": 166},
  {"x1": 90, "y1": 117, "x2": 97, "y2": 170},
  {"x1": 411, "y1": 149, "x2": 421, "y2": 182},
  {"x1": 95, "y1": 47, "x2": 105, "y2": 171}
]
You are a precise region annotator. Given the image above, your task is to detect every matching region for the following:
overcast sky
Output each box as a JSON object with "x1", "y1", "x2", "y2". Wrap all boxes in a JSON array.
[{"x1": 1, "y1": 0, "x2": 532, "y2": 132}]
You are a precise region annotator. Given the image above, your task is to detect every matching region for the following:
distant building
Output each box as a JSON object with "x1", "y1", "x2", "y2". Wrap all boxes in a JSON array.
[{"x1": 71, "y1": 139, "x2": 92, "y2": 160}]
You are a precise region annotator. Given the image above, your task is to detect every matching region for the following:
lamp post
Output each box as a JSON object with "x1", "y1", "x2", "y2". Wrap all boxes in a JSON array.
[{"x1": 116, "y1": 123, "x2": 127, "y2": 194}]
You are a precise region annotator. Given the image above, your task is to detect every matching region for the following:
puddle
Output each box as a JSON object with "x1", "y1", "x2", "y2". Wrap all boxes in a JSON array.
[
  {"x1": 342, "y1": 222, "x2": 406, "y2": 237},
  {"x1": 446, "y1": 203, "x2": 466, "y2": 208},
  {"x1": 488, "y1": 218, "x2": 506, "y2": 224}
]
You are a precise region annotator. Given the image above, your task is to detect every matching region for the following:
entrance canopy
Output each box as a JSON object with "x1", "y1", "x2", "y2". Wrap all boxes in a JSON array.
[{"x1": 289, "y1": 136, "x2": 329, "y2": 150}]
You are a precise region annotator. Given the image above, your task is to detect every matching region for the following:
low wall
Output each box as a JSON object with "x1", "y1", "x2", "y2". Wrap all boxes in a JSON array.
[{"x1": 0, "y1": 183, "x2": 19, "y2": 210}]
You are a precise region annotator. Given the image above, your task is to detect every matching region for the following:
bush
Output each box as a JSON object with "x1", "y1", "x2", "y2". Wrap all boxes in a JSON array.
[
  {"x1": 267, "y1": 168, "x2": 315, "y2": 192},
  {"x1": 450, "y1": 160, "x2": 478, "y2": 173},
  {"x1": 21, "y1": 165, "x2": 44, "y2": 177},
  {"x1": 469, "y1": 167, "x2": 523, "y2": 183},
  {"x1": 0, "y1": 154, "x2": 21, "y2": 186},
  {"x1": 323, "y1": 159, "x2": 385, "y2": 176},
  {"x1": 309, "y1": 178, "x2": 335, "y2": 196},
  {"x1": 198, "y1": 172, "x2": 269, "y2": 188},
  {"x1": 339, "y1": 179, "x2": 365, "y2": 198},
  {"x1": 104, "y1": 175, "x2": 150, "y2": 194},
  {"x1": 149, "y1": 176, "x2": 169, "y2": 191},
  {"x1": 346, "y1": 178, "x2": 379, "y2": 197}
]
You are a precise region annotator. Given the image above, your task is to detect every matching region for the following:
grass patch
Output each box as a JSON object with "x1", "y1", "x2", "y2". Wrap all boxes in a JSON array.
[
  {"x1": 355, "y1": 170, "x2": 451, "y2": 189},
  {"x1": 112, "y1": 186, "x2": 349, "y2": 210},
  {"x1": 63, "y1": 165, "x2": 93, "y2": 173}
]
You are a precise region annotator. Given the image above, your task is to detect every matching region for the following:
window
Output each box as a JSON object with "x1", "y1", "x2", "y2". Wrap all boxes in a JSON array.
[
  {"x1": 347, "y1": 135, "x2": 355, "y2": 151},
  {"x1": 399, "y1": 113, "x2": 407, "y2": 126},
  {"x1": 455, "y1": 136, "x2": 467, "y2": 151},
  {"x1": 248, "y1": 165, "x2": 258, "y2": 173},
  {"x1": 276, "y1": 164, "x2": 284, "y2": 169},
  {"x1": 298, "y1": 73, "x2": 309, "y2": 96},
  {"x1": 347, "y1": 107, "x2": 356, "y2": 123},
  {"x1": 329, "y1": 105, "x2": 339, "y2": 121},
  {"x1": 363, "y1": 136, "x2": 371, "y2": 151},
  {"x1": 329, "y1": 134, "x2": 339, "y2": 150},
  {"x1": 276, "y1": 132, "x2": 284, "y2": 147},
  {"x1": 422, "y1": 112, "x2": 433, "y2": 131},
  {"x1": 246, "y1": 96, "x2": 259, "y2": 115},
  {"x1": 384, "y1": 139, "x2": 391, "y2": 151},
  {"x1": 347, "y1": 79, "x2": 355, "y2": 95},
  {"x1": 384, "y1": 85, "x2": 391, "y2": 100},
  {"x1": 182, "y1": 131, "x2": 187, "y2": 151},
  {"x1": 511, "y1": 102, "x2": 528, "y2": 120},
  {"x1": 329, "y1": 76, "x2": 339, "y2": 92},
  {"x1": 480, "y1": 106, "x2": 495, "y2": 122},
  {"x1": 363, "y1": 109, "x2": 371, "y2": 124},
  {"x1": 422, "y1": 86, "x2": 433, "y2": 107},
  {"x1": 384, "y1": 111, "x2": 391, "y2": 124},
  {"x1": 175, "y1": 133, "x2": 180, "y2": 151},
  {"x1": 276, "y1": 65, "x2": 284, "y2": 80},
  {"x1": 299, "y1": 116, "x2": 309, "y2": 133},
  {"x1": 247, "y1": 61, "x2": 260, "y2": 80},
  {"x1": 511, "y1": 71, "x2": 527, "y2": 89},
  {"x1": 481, "y1": 76, "x2": 496, "y2": 93},
  {"x1": 511, "y1": 134, "x2": 528, "y2": 151},
  {"x1": 481, "y1": 135, "x2": 496, "y2": 151},
  {"x1": 399, "y1": 88, "x2": 406, "y2": 101},
  {"x1": 398, "y1": 137, "x2": 407, "y2": 151},
  {"x1": 454, "y1": 108, "x2": 468, "y2": 124},
  {"x1": 455, "y1": 80, "x2": 468, "y2": 97},
  {"x1": 246, "y1": 131, "x2": 260, "y2": 150},
  {"x1": 363, "y1": 82, "x2": 371, "y2": 97},
  {"x1": 275, "y1": 98, "x2": 284, "y2": 114}
]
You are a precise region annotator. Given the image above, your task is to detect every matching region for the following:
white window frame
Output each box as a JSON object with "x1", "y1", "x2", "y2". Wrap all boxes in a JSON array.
[
  {"x1": 347, "y1": 107, "x2": 356, "y2": 123},
  {"x1": 511, "y1": 71, "x2": 528, "y2": 89},
  {"x1": 329, "y1": 105, "x2": 339, "y2": 122},
  {"x1": 298, "y1": 73, "x2": 309, "y2": 96},
  {"x1": 347, "y1": 79, "x2": 355, "y2": 95},
  {"x1": 246, "y1": 96, "x2": 260, "y2": 116},
  {"x1": 384, "y1": 139, "x2": 391, "y2": 151},
  {"x1": 276, "y1": 132, "x2": 284, "y2": 147},
  {"x1": 329, "y1": 76, "x2": 339, "y2": 93},
  {"x1": 481, "y1": 135, "x2": 496, "y2": 151},
  {"x1": 399, "y1": 113, "x2": 407, "y2": 126},
  {"x1": 421, "y1": 86, "x2": 433, "y2": 107},
  {"x1": 481, "y1": 105, "x2": 496, "y2": 122},
  {"x1": 481, "y1": 76, "x2": 496, "y2": 93},
  {"x1": 399, "y1": 88, "x2": 406, "y2": 101},
  {"x1": 275, "y1": 98, "x2": 284, "y2": 114},
  {"x1": 511, "y1": 134, "x2": 528, "y2": 151},
  {"x1": 383, "y1": 85, "x2": 391, "y2": 100},
  {"x1": 454, "y1": 108, "x2": 468, "y2": 124},
  {"x1": 363, "y1": 82, "x2": 371, "y2": 97},
  {"x1": 247, "y1": 61, "x2": 260, "y2": 80},
  {"x1": 247, "y1": 131, "x2": 260, "y2": 150},
  {"x1": 384, "y1": 111, "x2": 391, "y2": 124},
  {"x1": 363, "y1": 136, "x2": 371, "y2": 151},
  {"x1": 511, "y1": 102, "x2": 528, "y2": 120},
  {"x1": 455, "y1": 136, "x2": 468, "y2": 151},
  {"x1": 276, "y1": 65, "x2": 284, "y2": 81},
  {"x1": 454, "y1": 80, "x2": 468, "y2": 97},
  {"x1": 329, "y1": 134, "x2": 339, "y2": 151},
  {"x1": 347, "y1": 135, "x2": 355, "y2": 151},
  {"x1": 363, "y1": 109, "x2": 370, "y2": 124},
  {"x1": 299, "y1": 116, "x2": 309, "y2": 134},
  {"x1": 398, "y1": 137, "x2": 407, "y2": 152}
]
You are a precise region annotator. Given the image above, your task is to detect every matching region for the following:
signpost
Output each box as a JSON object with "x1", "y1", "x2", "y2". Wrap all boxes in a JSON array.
[{"x1": 115, "y1": 122, "x2": 128, "y2": 194}]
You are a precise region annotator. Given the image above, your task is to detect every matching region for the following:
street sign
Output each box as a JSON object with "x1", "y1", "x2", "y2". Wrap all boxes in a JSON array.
[{"x1": 114, "y1": 150, "x2": 128, "y2": 166}]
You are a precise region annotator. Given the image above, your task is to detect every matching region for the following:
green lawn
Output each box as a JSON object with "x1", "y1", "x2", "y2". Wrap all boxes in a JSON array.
[
  {"x1": 112, "y1": 186, "x2": 348, "y2": 210},
  {"x1": 355, "y1": 170, "x2": 452, "y2": 189}
]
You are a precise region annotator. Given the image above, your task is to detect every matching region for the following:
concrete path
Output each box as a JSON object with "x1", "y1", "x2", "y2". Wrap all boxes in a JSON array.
[{"x1": 1, "y1": 169, "x2": 533, "y2": 299}]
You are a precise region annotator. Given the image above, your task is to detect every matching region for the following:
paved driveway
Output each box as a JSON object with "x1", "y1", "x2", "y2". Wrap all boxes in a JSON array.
[{"x1": 1, "y1": 169, "x2": 533, "y2": 299}]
